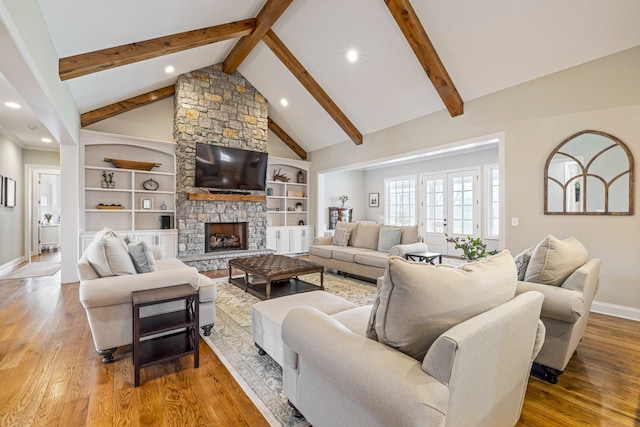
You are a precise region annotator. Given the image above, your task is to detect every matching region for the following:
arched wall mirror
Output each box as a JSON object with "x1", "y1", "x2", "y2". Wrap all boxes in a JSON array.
[{"x1": 545, "y1": 130, "x2": 634, "y2": 215}]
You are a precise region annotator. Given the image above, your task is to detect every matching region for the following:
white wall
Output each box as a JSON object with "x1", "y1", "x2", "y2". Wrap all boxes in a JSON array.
[
  {"x1": 308, "y1": 46, "x2": 640, "y2": 316},
  {"x1": 0, "y1": 135, "x2": 24, "y2": 267}
]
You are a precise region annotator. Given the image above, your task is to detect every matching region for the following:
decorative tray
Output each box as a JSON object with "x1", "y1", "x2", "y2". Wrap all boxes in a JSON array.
[
  {"x1": 104, "y1": 158, "x2": 161, "y2": 171},
  {"x1": 96, "y1": 204, "x2": 124, "y2": 210}
]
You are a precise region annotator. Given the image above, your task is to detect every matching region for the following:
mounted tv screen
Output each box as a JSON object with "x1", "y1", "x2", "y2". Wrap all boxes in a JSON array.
[{"x1": 195, "y1": 144, "x2": 268, "y2": 191}]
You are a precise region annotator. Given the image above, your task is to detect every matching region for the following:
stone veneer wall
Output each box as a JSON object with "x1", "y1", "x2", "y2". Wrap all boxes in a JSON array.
[{"x1": 174, "y1": 64, "x2": 270, "y2": 269}]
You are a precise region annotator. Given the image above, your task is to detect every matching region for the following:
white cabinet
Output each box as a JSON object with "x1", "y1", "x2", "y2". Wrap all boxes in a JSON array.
[
  {"x1": 267, "y1": 226, "x2": 314, "y2": 255},
  {"x1": 266, "y1": 227, "x2": 289, "y2": 254},
  {"x1": 266, "y1": 156, "x2": 314, "y2": 254},
  {"x1": 289, "y1": 227, "x2": 314, "y2": 253}
]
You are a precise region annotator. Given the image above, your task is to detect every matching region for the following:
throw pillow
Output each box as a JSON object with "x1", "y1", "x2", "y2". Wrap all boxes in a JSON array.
[
  {"x1": 377, "y1": 226, "x2": 402, "y2": 252},
  {"x1": 84, "y1": 234, "x2": 137, "y2": 277},
  {"x1": 331, "y1": 229, "x2": 351, "y2": 247},
  {"x1": 399, "y1": 225, "x2": 419, "y2": 244},
  {"x1": 93, "y1": 227, "x2": 129, "y2": 251},
  {"x1": 366, "y1": 251, "x2": 517, "y2": 361},
  {"x1": 128, "y1": 241, "x2": 157, "y2": 273},
  {"x1": 335, "y1": 221, "x2": 358, "y2": 246},
  {"x1": 353, "y1": 223, "x2": 383, "y2": 250},
  {"x1": 524, "y1": 235, "x2": 588, "y2": 286},
  {"x1": 513, "y1": 247, "x2": 534, "y2": 281}
]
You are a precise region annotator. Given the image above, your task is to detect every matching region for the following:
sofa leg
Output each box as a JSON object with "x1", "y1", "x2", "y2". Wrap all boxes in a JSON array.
[
  {"x1": 98, "y1": 348, "x2": 117, "y2": 363},
  {"x1": 288, "y1": 400, "x2": 302, "y2": 418},
  {"x1": 531, "y1": 362, "x2": 562, "y2": 384},
  {"x1": 201, "y1": 323, "x2": 214, "y2": 336},
  {"x1": 255, "y1": 343, "x2": 266, "y2": 356}
]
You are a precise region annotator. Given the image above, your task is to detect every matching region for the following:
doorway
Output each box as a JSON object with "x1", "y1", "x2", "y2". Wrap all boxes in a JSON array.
[
  {"x1": 26, "y1": 166, "x2": 61, "y2": 259},
  {"x1": 421, "y1": 168, "x2": 480, "y2": 255}
]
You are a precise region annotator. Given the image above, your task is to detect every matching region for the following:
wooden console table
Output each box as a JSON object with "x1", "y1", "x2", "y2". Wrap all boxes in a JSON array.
[{"x1": 132, "y1": 284, "x2": 199, "y2": 387}]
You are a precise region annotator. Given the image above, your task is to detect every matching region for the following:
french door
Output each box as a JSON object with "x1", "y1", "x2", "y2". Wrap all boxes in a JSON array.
[{"x1": 421, "y1": 168, "x2": 480, "y2": 255}]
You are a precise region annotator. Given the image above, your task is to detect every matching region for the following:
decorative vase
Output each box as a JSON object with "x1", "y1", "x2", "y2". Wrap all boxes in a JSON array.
[
  {"x1": 297, "y1": 170, "x2": 304, "y2": 184},
  {"x1": 160, "y1": 201, "x2": 167, "y2": 210},
  {"x1": 267, "y1": 187, "x2": 274, "y2": 196}
]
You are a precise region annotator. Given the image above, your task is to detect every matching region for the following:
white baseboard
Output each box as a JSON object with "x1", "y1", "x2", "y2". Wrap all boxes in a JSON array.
[
  {"x1": 0, "y1": 256, "x2": 26, "y2": 273},
  {"x1": 591, "y1": 301, "x2": 640, "y2": 322}
]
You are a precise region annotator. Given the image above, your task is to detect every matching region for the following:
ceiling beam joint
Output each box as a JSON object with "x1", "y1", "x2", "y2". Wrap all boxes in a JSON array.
[{"x1": 222, "y1": 0, "x2": 294, "y2": 74}]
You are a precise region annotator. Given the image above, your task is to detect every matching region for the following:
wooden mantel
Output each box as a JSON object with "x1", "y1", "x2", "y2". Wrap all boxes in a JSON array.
[{"x1": 188, "y1": 193, "x2": 266, "y2": 202}]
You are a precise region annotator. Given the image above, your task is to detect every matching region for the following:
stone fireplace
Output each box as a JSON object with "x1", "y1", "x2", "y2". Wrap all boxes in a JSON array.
[
  {"x1": 205, "y1": 222, "x2": 248, "y2": 252},
  {"x1": 174, "y1": 64, "x2": 273, "y2": 270}
]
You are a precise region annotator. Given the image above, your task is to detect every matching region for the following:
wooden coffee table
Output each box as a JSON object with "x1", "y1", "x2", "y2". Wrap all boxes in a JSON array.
[{"x1": 228, "y1": 254, "x2": 324, "y2": 299}]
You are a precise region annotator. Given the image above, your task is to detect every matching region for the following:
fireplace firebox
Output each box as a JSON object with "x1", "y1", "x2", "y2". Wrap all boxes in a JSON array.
[{"x1": 205, "y1": 222, "x2": 248, "y2": 252}]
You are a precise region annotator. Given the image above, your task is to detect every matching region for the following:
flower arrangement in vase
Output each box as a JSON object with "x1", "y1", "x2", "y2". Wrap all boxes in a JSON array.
[{"x1": 444, "y1": 234, "x2": 497, "y2": 260}]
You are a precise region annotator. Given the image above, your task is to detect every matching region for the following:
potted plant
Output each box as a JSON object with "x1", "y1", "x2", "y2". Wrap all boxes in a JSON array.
[
  {"x1": 295, "y1": 202, "x2": 303, "y2": 212},
  {"x1": 338, "y1": 195, "x2": 349, "y2": 208},
  {"x1": 444, "y1": 234, "x2": 497, "y2": 260},
  {"x1": 44, "y1": 213, "x2": 52, "y2": 224}
]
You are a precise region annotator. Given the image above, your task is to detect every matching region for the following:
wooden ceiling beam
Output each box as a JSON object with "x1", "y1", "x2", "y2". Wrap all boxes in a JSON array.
[
  {"x1": 268, "y1": 118, "x2": 307, "y2": 160},
  {"x1": 223, "y1": 0, "x2": 294, "y2": 74},
  {"x1": 59, "y1": 19, "x2": 256, "y2": 81},
  {"x1": 263, "y1": 30, "x2": 363, "y2": 145},
  {"x1": 384, "y1": 0, "x2": 463, "y2": 117},
  {"x1": 80, "y1": 85, "x2": 175, "y2": 127}
]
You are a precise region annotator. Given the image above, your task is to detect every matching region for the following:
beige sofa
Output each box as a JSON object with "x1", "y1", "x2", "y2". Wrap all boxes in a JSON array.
[
  {"x1": 282, "y1": 253, "x2": 545, "y2": 426},
  {"x1": 77, "y1": 229, "x2": 216, "y2": 362},
  {"x1": 514, "y1": 235, "x2": 600, "y2": 383},
  {"x1": 309, "y1": 222, "x2": 427, "y2": 280}
]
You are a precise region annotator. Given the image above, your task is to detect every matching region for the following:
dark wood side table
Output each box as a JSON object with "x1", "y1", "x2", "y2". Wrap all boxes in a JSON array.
[{"x1": 132, "y1": 284, "x2": 199, "y2": 387}]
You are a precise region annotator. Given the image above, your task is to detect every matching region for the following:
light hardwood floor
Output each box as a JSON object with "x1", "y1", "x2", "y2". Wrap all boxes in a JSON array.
[{"x1": 0, "y1": 251, "x2": 638, "y2": 426}]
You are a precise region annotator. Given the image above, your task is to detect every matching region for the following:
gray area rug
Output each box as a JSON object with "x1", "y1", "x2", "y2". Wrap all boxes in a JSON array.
[
  {"x1": 202, "y1": 272, "x2": 377, "y2": 427},
  {"x1": 0, "y1": 262, "x2": 61, "y2": 280}
]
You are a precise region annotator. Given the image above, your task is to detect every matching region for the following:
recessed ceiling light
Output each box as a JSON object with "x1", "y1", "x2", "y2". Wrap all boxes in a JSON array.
[
  {"x1": 280, "y1": 98, "x2": 288, "y2": 107},
  {"x1": 41, "y1": 138, "x2": 52, "y2": 143},
  {"x1": 347, "y1": 49, "x2": 358, "y2": 63},
  {"x1": 164, "y1": 65, "x2": 175, "y2": 74},
  {"x1": 5, "y1": 101, "x2": 21, "y2": 109}
]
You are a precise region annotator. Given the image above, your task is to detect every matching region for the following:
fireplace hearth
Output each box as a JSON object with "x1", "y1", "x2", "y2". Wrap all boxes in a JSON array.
[{"x1": 205, "y1": 222, "x2": 248, "y2": 252}]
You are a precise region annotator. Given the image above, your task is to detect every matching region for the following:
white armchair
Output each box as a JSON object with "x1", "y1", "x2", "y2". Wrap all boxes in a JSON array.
[{"x1": 77, "y1": 229, "x2": 216, "y2": 362}]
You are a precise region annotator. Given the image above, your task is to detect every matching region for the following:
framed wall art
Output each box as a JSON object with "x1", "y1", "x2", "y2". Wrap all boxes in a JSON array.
[
  {"x1": 368, "y1": 192, "x2": 379, "y2": 207},
  {"x1": 141, "y1": 198, "x2": 153, "y2": 210},
  {"x1": 5, "y1": 177, "x2": 16, "y2": 207}
]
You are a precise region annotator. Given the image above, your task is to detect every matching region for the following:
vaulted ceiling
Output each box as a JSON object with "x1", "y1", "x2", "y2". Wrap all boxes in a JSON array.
[{"x1": 3, "y1": 0, "x2": 640, "y2": 155}]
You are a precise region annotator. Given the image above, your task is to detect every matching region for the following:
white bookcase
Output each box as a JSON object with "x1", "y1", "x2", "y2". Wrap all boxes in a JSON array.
[
  {"x1": 80, "y1": 130, "x2": 178, "y2": 257},
  {"x1": 266, "y1": 156, "x2": 314, "y2": 254}
]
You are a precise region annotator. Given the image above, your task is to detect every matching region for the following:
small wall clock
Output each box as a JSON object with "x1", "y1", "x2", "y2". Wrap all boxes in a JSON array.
[{"x1": 143, "y1": 178, "x2": 159, "y2": 191}]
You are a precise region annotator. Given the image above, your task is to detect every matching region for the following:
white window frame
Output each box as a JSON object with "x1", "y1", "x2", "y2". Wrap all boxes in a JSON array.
[
  {"x1": 384, "y1": 175, "x2": 417, "y2": 226},
  {"x1": 484, "y1": 163, "x2": 500, "y2": 239}
]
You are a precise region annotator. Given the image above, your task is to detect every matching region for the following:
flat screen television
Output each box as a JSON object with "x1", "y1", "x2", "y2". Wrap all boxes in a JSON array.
[{"x1": 195, "y1": 143, "x2": 268, "y2": 191}]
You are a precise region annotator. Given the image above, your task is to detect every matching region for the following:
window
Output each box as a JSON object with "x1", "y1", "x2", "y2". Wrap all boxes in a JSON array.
[
  {"x1": 485, "y1": 164, "x2": 500, "y2": 238},
  {"x1": 450, "y1": 174, "x2": 475, "y2": 235},
  {"x1": 385, "y1": 176, "x2": 416, "y2": 226}
]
